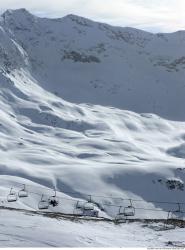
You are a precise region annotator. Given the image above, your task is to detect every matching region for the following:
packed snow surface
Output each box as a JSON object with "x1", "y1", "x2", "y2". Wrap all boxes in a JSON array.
[{"x1": 0, "y1": 209, "x2": 185, "y2": 247}]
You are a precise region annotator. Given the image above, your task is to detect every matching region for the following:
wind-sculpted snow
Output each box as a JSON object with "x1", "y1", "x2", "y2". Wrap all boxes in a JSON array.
[
  {"x1": 0, "y1": 68, "x2": 185, "y2": 217},
  {"x1": 0, "y1": 9, "x2": 185, "y2": 220}
]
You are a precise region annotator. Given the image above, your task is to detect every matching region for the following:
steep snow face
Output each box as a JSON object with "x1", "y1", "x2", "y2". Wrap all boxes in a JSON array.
[{"x1": 0, "y1": 9, "x2": 185, "y2": 120}]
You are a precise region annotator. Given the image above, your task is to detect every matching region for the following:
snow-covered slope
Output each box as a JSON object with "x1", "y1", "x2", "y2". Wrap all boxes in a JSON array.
[
  {"x1": 0, "y1": 9, "x2": 185, "y2": 222},
  {"x1": 0, "y1": 8, "x2": 185, "y2": 120},
  {"x1": 1, "y1": 208, "x2": 185, "y2": 247},
  {"x1": 0, "y1": 68, "x2": 185, "y2": 219}
]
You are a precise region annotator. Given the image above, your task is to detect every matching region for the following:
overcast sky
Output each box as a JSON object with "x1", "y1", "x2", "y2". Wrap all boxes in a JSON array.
[{"x1": 0, "y1": 0, "x2": 184, "y2": 32}]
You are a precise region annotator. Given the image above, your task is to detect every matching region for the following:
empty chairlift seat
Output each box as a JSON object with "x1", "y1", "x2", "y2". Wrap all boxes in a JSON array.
[
  {"x1": 74, "y1": 200, "x2": 99, "y2": 217},
  {"x1": 84, "y1": 202, "x2": 94, "y2": 211},
  {"x1": 73, "y1": 200, "x2": 86, "y2": 215},
  {"x1": 18, "y1": 184, "x2": 28, "y2": 198},
  {"x1": 115, "y1": 200, "x2": 135, "y2": 221},
  {"x1": 124, "y1": 205, "x2": 135, "y2": 217},
  {"x1": 7, "y1": 188, "x2": 17, "y2": 202},
  {"x1": 169, "y1": 203, "x2": 184, "y2": 220},
  {"x1": 123, "y1": 199, "x2": 135, "y2": 217},
  {"x1": 83, "y1": 201, "x2": 99, "y2": 217},
  {"x1": 38, "y1": 195, "x2": 49, "y2": 210},
  {"x1": 115, "y1": 206, "x2": 126, "y2": 221},
  {"x1": 164, "y1": 211, "x2": 177, "y2": 230},
  {"x1": 76, "y1": 200, "x2": 85, "y2": 209}
]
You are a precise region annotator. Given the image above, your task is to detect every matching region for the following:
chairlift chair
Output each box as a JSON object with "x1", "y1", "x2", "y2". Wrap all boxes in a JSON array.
[
  {"x1": 115, "y1": 206, "x2": 126, "y2": 222},
  {"x1": 165, "y1": 204, "x2": 184, "y2": 230},
  {"x1": 73, "y1": 200, "x2": 84, "y2": 215},
  {"x1": 83, "y1": 201, "x2": 99, "y2": 217},
  {"x1": 84, "y1": 202, "x2": 94, "y2": 211},
  {"x1": 74, "y1": 200, "x2": 91, "y2": 214},
  {"x1": 170, "y1": 203, "x2": 184, "y2": 220},
  {"x1": 83, "y1": 195, "x2": 97, "y2": 211},
  {"x1": 123, "y1": 199, "x2": 135, "y2": 217},
  {"x1": 38, "y1": 195, "x2": 49, "y2": 210},
  {"x1": 73, "y1": 200, "x2": 86, "y2": 215},
  {"x1": 76, "y1": 200, "x2": 85, "y2": 209},
  {"x1": 124, "y1": 206, "x2": 135, "y2": 217},
  {"x1": 164, "y1": 211, "x2": 176, "y2": 230},
  {"x1": 18, "y1": 184, "x2": 28, "y2": 198},
  {"x1": 74, "y1": 196, "x2": 99, "y2": 217},
  {"x1": 83, "y1": 197, "x2": 99, "y2": 217},
  {"x1": 7, "y1": 188, "x2": 17, "y2": 202},
  {"x1": 115, "y1": 200, "x2": 135, "y2": 222}
]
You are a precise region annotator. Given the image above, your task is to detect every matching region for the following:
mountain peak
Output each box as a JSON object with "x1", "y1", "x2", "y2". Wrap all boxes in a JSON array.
[
  {"x1": 2, "y1": 8, "x2": 32, "y2": 17},
  {"x1": 1, "y1": 8, "x2": 37, "y2": 28},
  {"x1": 62, "y1": 13, "x2": 94, "y2": 26},
  {"x1": 1, "y1": 8, "x2": 37, "y2": 25}
]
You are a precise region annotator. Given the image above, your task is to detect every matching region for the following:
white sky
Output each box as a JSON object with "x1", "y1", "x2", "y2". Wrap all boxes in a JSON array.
[{"x1": 0, "y1": 0, "x2": 184, "y2": 32}]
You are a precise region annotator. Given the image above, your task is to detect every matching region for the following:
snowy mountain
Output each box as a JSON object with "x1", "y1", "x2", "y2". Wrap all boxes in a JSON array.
[
  {"x1": 0, "y1": 8, "x2": 185, "y2": 232},
  {"x1": 0, "y1": 8, "x2": 185, "y2": 120}
]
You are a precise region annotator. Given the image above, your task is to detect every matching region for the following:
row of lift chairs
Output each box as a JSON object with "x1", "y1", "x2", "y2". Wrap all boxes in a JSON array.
[
  {"x1": 7, "y1": 185, "x2": 28, "y2": 201},
  {"x1": 73, "y1": 197, "x2": 136, "y2": 218},
  {"x1": 7, "y1": 185, "x2": 59, "y2": 209},
  {"x1": 6, "y1": 186, "x2": 185, "y2": 225},
  {"x1": 7, "y1": 186, "x2": 100, "y2": 216},
  {"x1": 6, "y1": 186, "x2": 136, "y2": 219}
]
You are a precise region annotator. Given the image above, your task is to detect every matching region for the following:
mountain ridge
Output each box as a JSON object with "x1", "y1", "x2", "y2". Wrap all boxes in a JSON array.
[
  {"x1": 0, "y1": 9, "x2": 185, "y2": 120},
  {"x1": 1, "y1": 8, "x2": 185, "y2": 35}
]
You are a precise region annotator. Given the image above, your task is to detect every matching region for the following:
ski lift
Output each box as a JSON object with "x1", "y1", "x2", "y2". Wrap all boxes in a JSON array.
[
  {"x1": 38, "y1": 195, "x2": 49, "y2": 210},
  {"x1": 123, "y1": 199, "x2": 135, "y2": 217},
  {"x1": 74, "y1": 195, "x2": 93, "y2": 211},
  {"x1": 73, "y1": 200, "x2": 86, "y2": 215},
  {"x1": 74, "y1": 196, "x2": 99, "y2": 217},
  {"x1": 84, "y1": 202, "x2": 94, "y2": 211},
  {"x1": 164, "y1": 203, "x2": 184, "y2": 230},
  {"x1": 48, "y1": 189, "x2": 59, "y2": 207},
  {"x1": 18, "y1": 184, "x2": 28, "y2": 198},
  {"x1": 76, "y1": 200, "x2": 85, "y2": 209},
  {"x1": 115, "y1": 200, "x2": 135, "y2": 222},
  {"x1": 7, "y1": 188, "x2": 17, "y2": 202},
  {"x1": 170, "y1": 203, "x2": 184, "y2": 220},
  {"x1": 83, "y1": 196, "x2": 99, "y2": 217},
  {"x1": 83, "y1": 195, "x2": 95, "y2": 211},
  {"x1": 164, "y1": 211, "x2": 176, "y2": 230},
  {"x1": 115, "y1": 206, "x2": 126, "y2": 222}
]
